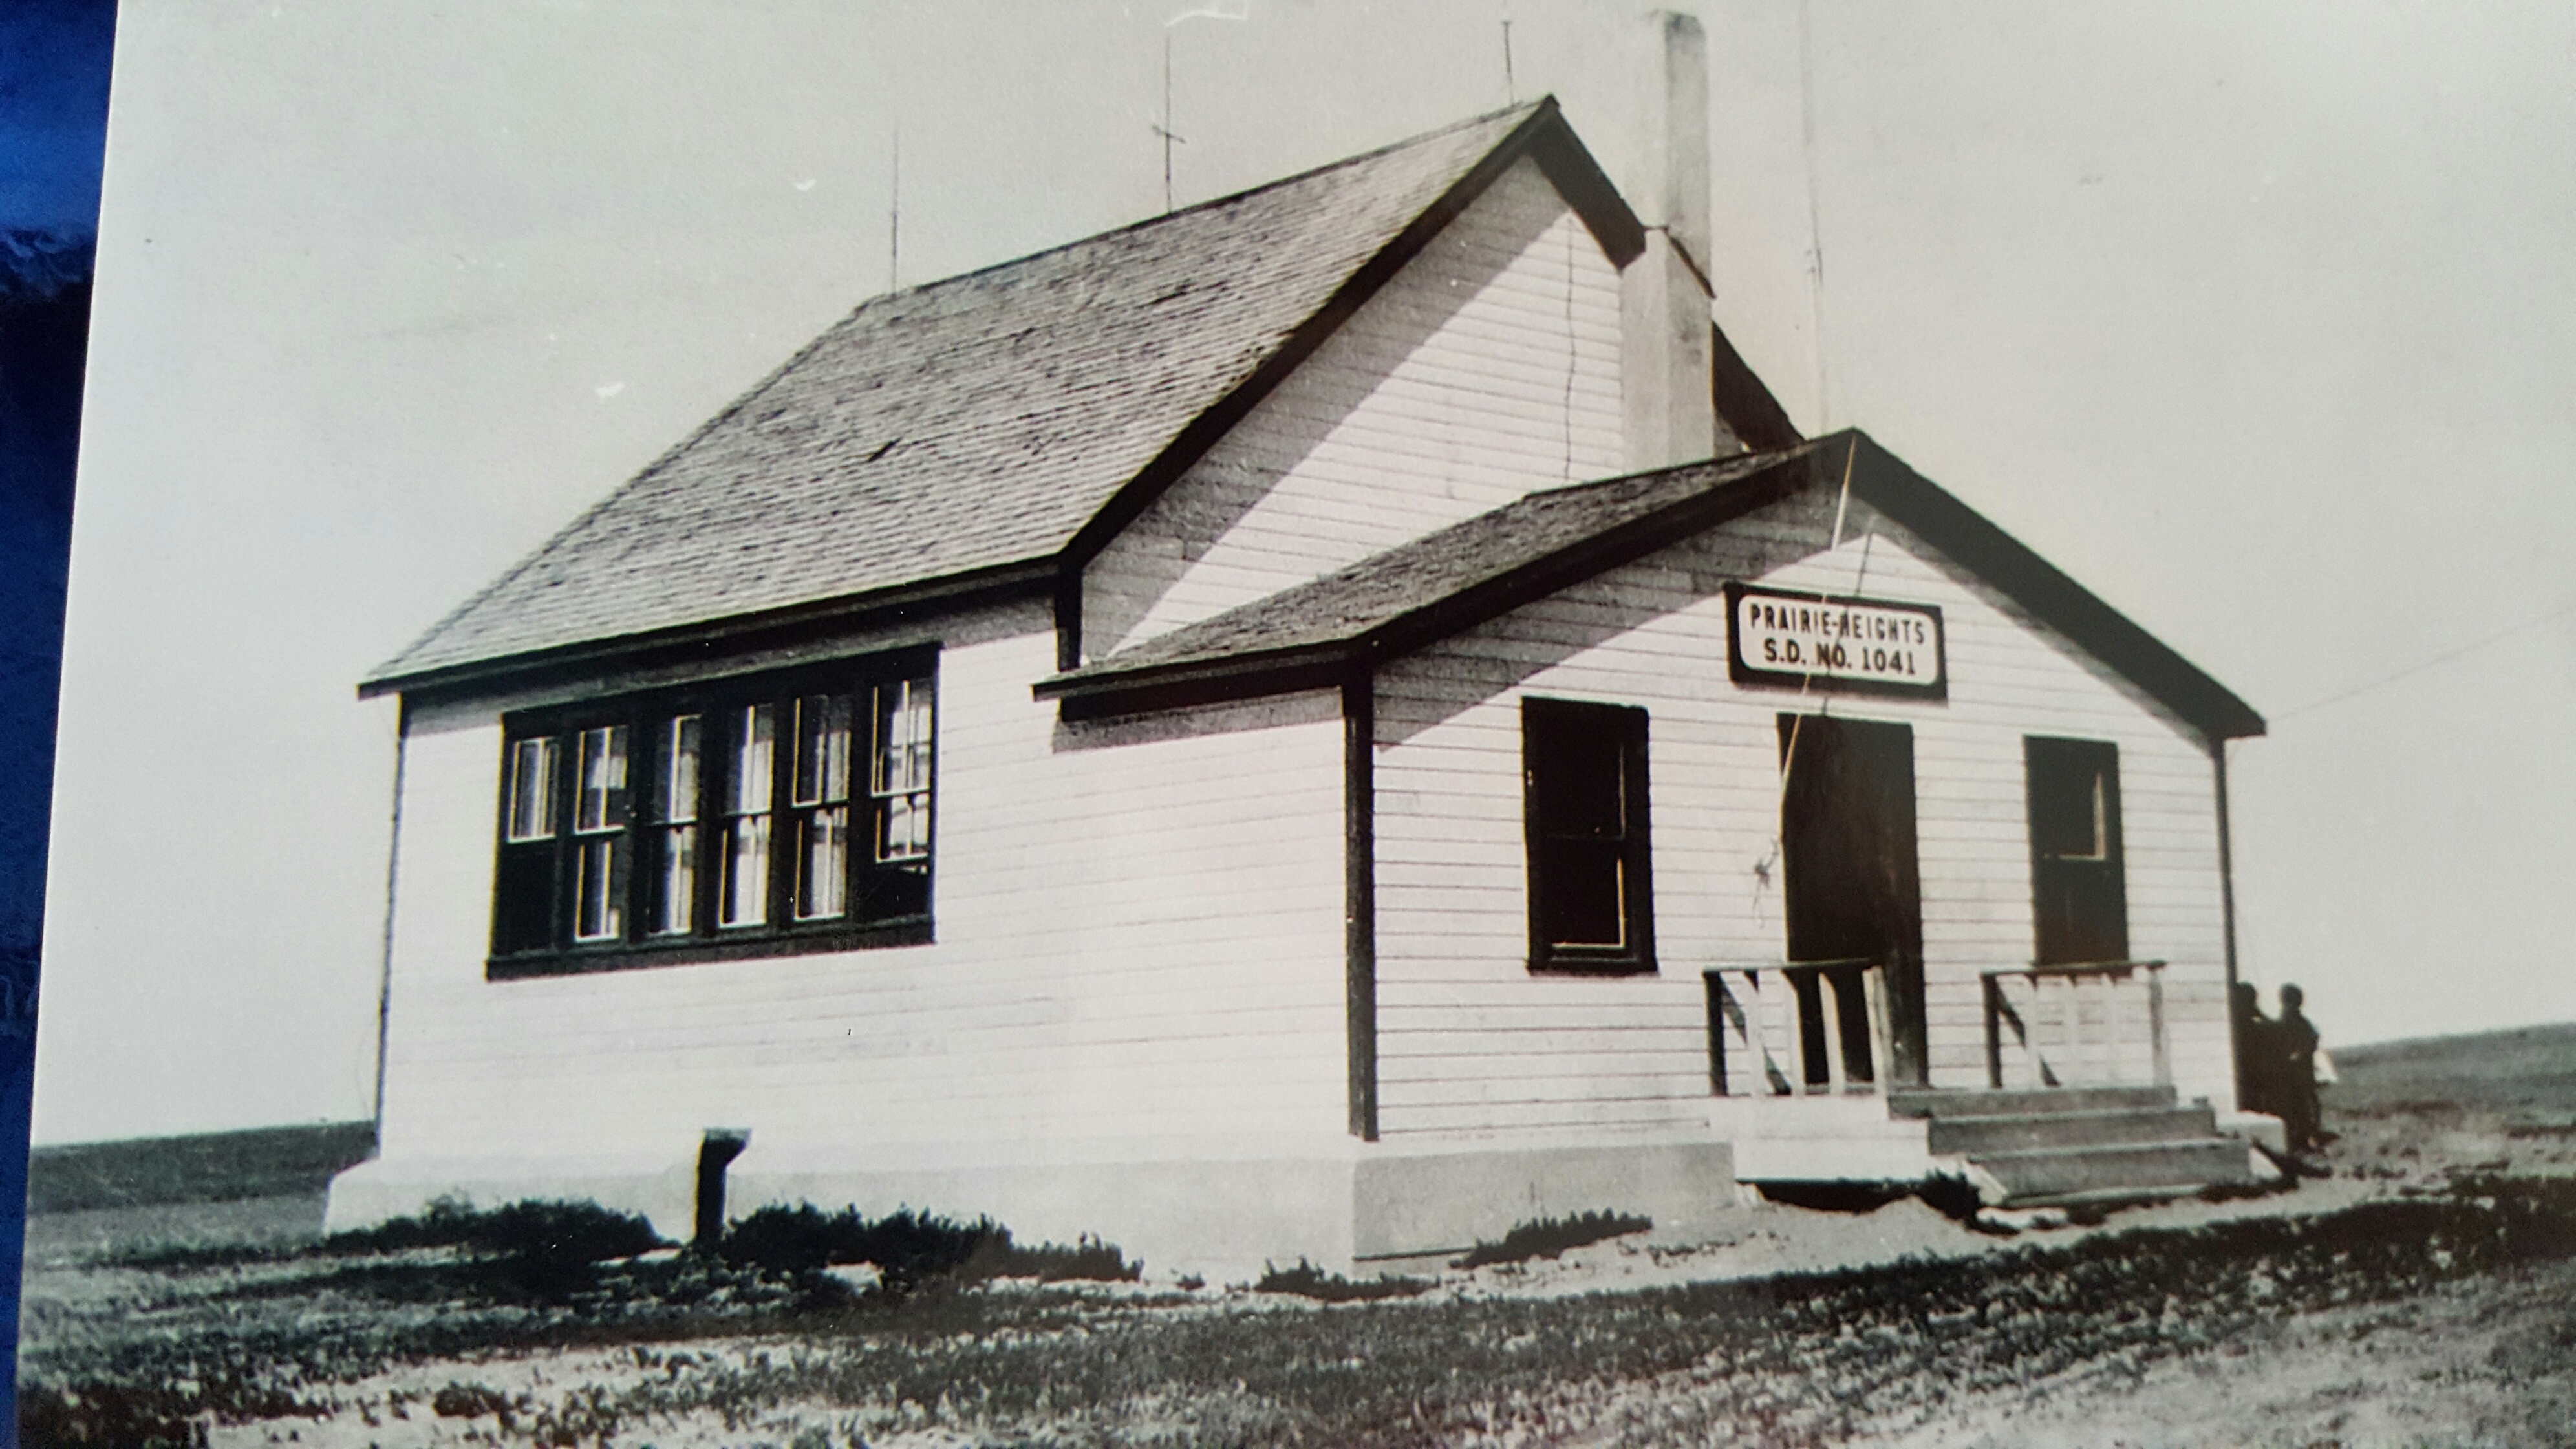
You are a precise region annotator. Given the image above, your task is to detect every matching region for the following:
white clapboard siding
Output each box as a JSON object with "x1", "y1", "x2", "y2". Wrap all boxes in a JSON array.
[
  {"x1": 1084, "y1": 157, "x2": 1624, "y2": 658},
  {"x1": 376, "y1": 609, "x2": 1350, "y2": 1163},
  {"x1": 1371, "y1": 489, "x2": 2236, "y2": 1140}
]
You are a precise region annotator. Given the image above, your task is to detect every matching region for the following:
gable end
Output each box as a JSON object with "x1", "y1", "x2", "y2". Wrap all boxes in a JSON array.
[
  {"x1": 1057, "y1": 100, "x2": 1645, "y2": 582},
  {"x1": 1843, "y1": 435, "x2": 2264, "y2": 742}
]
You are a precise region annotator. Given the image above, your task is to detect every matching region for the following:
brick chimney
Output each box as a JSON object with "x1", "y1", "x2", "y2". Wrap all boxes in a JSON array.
[{"x1": 1620, "y1": 11, "x2": 1728, "y2": 470}]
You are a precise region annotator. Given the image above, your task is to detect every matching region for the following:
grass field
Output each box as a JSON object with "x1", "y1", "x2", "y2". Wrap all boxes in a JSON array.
[{"x1": 19, "y1": 1024, "x2": 2576, "y2": 1449}]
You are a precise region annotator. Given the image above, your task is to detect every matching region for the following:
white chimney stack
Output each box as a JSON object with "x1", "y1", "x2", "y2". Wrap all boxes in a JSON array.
[{"x1": 1620, "y1": 10, "x2": 1726, "y2": 470}]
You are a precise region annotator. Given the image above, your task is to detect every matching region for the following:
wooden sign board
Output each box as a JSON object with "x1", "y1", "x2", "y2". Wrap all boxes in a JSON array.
[{"x1": 1725, "y1": 583, "x2": 1948, "y2": 700}]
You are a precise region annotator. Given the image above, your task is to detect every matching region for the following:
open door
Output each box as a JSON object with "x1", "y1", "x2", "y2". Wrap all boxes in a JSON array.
[{"x1": 1777, "y1": 714, "x2": 1929, "y2": 1087}]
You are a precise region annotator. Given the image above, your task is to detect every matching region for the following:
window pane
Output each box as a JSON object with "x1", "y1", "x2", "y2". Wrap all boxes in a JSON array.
[
  {"x1": 506, "y1": 737, "x2": 558, "y2": 841},
  {"x1": 872, "y1": 678, "x2": 934, "y2": 864},
  {"x1": 653, "y1": 824, "x2": 696, "y2": 936},
  {"x1": 1541, "y1": 839, "x2": 1626, "y2": 948},
  {"x1": 1532, "y1": 715, "x2": 1623, "y2": 840},
  {"x1": 720, "y1": 705, "x2": 775, "y2": 928},
  {"x1": 2030, "y1": 746, "x2": 2109, "y2": 860},
  {"x1": 492, "y1": 845, "x2": 555, "y2": 954},
  {"x1": 729, "y1": 705, "x2": 775, "y2": 817},
  {"x1": 797, "y1": 806, "x2": 848, "y2": 919},
  {"x1": 574, "y1": 836, "x2": 627, "y2": 941},
  {"x1": 575, "y1": 725, "x2": 630, "y2": 834},
  {"x1": 879, "y1": 791, "x2": 931, "y2": 863},
  {"x1": 722, "y1": 817, "x2": 770, "y2": 928},
  {"x1": 794, "y1": 694, "x2": 852, "y2": 806},
  {"x1": 874, "y1": 680, "x2": 932, "y2": 795},
  {"x1": 659, "y1": 715, "x2": 702, "y2": 824}
]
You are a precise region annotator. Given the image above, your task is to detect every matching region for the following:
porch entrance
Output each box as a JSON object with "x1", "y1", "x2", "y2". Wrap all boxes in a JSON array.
[{"x1": 1777, "y1": 714, "x2": 1928, "y2": 1087}]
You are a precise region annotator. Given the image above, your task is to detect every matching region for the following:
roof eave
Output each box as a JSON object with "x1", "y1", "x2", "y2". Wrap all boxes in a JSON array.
[
  {"x1": 358, "y1": 557, "x2": 1056, "y2": 703},
  {"x1": 1033, "y1": 641, "x2": 1361, "y2": 721}
]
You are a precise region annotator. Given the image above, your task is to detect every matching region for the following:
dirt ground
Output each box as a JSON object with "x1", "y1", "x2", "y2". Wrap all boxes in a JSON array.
[{"x1": 21, "y1": 1023, "x2": 2576, "y2": 1449}]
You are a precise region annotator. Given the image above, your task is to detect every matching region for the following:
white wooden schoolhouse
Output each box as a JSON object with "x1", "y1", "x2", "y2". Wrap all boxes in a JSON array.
[{"x1": 333, "y1": 17, "x2": 2270, "y2": 1275}]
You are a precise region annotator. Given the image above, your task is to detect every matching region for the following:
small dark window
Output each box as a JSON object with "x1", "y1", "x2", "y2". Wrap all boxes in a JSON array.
[
  {"x1": 490, "y1": 649, "x2": 936, "y2": 977},
  {"x1": 2025, "y1": 736, "x2": 2127, "y2": 965},
  {"x1": 1522, "y1": 698, "x2": 1654, "y2": 974}
]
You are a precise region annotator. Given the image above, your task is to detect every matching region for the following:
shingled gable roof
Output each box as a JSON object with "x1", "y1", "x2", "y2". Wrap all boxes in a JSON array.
[
  {"x1": 1036, "y1": 430, "x2": 2266, "y2": 742},
  {"x1": 361, "y1": 99, "x2": 1649, "y2": 698}
]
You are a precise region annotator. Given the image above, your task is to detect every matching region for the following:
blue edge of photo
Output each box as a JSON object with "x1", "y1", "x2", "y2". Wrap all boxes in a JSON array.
[{"x1": 4, "y1": 1, "x2": 120, "y2": 1442}]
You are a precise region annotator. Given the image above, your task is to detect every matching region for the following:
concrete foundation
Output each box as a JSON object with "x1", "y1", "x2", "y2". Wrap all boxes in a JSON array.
[
  {"x1": 325, "y1": 1152, "x2": 702, "y2": 1241},
  {"x1": 325, "y1": 1131, "x2": 1742, "y2": 1282},
  {"x1": 1353, "y1": 1135, "x2": 1737, "y2": 1262},
  {"x1": 1713, "y1": 1095, "x2": 1939, "y2": 1183}
]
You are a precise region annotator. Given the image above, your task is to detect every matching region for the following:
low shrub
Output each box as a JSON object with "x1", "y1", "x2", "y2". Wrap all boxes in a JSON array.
[
  {"x1": 328, "y1": 1195, "x2": 666, "y2": 1263},
  {"x1": 429, "y1": 1382, "x2": 521, "y2": 1424},
  {"x1": 1254, "y1": 1258, "x2": 1432, "y2": 1302},
  {"x1": 323, "y1": 1196, "x2": 668, "y2": 1293},
  {"x1": 998, "y1": 1233, "x2": 1141, "y2": 1283},
  {"x1": 1452, "y1": 1210, "x2": 1653, "y2": 1270},
  {"x1": 718, "y1": 1204, "x2": 1139, "y2": 1288}
]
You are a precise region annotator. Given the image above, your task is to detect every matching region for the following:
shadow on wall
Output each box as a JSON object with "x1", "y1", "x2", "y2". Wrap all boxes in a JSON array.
[
  {"x1": 1371, "y1": 486, "x2": 1836, "y2": 747},
  {"x1": 1084, "y1": 162, "x2": 1589, "y2": 659}
]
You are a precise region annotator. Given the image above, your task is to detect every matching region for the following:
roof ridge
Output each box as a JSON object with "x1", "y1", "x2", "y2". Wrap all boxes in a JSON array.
[{"x1": 840, "y1": 99, "x2": 1551, "y2": 314}]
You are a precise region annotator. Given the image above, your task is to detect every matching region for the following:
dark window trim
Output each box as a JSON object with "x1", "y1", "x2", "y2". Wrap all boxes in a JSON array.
[
  {"x1": 489, "y1": 918, "x2": 935, "y2": 982},
  {"x1": 486, "y1": 646, "x2": 938, "y2": 980},
  {"x1": 1521, "y1": 696, "x2": 1656, "y2": 977}
]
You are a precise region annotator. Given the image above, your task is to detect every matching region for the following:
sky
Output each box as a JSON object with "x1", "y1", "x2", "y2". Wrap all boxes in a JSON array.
[{"x1": 33, "y1": 0, "x2": 2576, "y2": 1144}]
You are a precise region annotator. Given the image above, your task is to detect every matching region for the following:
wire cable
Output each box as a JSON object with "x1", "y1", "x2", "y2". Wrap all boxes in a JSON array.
[{"x1": 2273, "y1": 594, "x2": 2576, "y2": 724}]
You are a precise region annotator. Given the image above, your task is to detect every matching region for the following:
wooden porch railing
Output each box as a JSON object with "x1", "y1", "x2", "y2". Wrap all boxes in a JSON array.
[
  {"x1": 1980, "y1": 960, "x2": 2169, "y2": 1090},
  {"x1": 1704, "y1": 961, "x2": 1893, "y2": 1098}
]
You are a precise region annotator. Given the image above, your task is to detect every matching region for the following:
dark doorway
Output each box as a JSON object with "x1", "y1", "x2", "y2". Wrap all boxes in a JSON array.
[
  {"x1": 2024, "y1": 736, "x2": 2127, "y2": 964},
  {"x1": 1777, "y1": 714, "x2": 1928, "y2": 1086}
]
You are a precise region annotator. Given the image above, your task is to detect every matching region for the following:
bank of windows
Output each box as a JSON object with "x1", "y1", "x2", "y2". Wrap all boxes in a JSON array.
[
  {"x1": 492, "y1": 658, "x2": 935, "y2": 974},
  {"x1": 1521, "y1": 697, "x2": 1655, "y2": 975}
]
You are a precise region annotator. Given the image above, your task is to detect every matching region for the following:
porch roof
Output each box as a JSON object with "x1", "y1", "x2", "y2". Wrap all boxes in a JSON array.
[{"x1": 1036, "y1": 431, "x2": 2266, "y2": 742}]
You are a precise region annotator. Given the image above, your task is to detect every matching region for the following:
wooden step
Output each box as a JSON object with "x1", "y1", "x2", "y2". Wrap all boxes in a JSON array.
[
  {"x1": 1887, "y1": 1084, "x2": 2178, "y2": 1120},
  {"x1": 1927, "y1": 1103, "x2": 2218, "y2": 1155},
  {"x1": 1970, "y1": 1137, "x2": 2254, "y2": 1201}
]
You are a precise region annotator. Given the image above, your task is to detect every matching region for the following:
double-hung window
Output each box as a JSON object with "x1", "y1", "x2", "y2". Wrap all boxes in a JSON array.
[
  {"x1": 490, "y1": 649, "x2": 936, "y2": 976},
  {"x1": 1521, "y1": 697, "x2": 1655, "y2": 974},
  {"x1": 2024, "y1": 736, "x2": 2127, "y2": 965}
]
